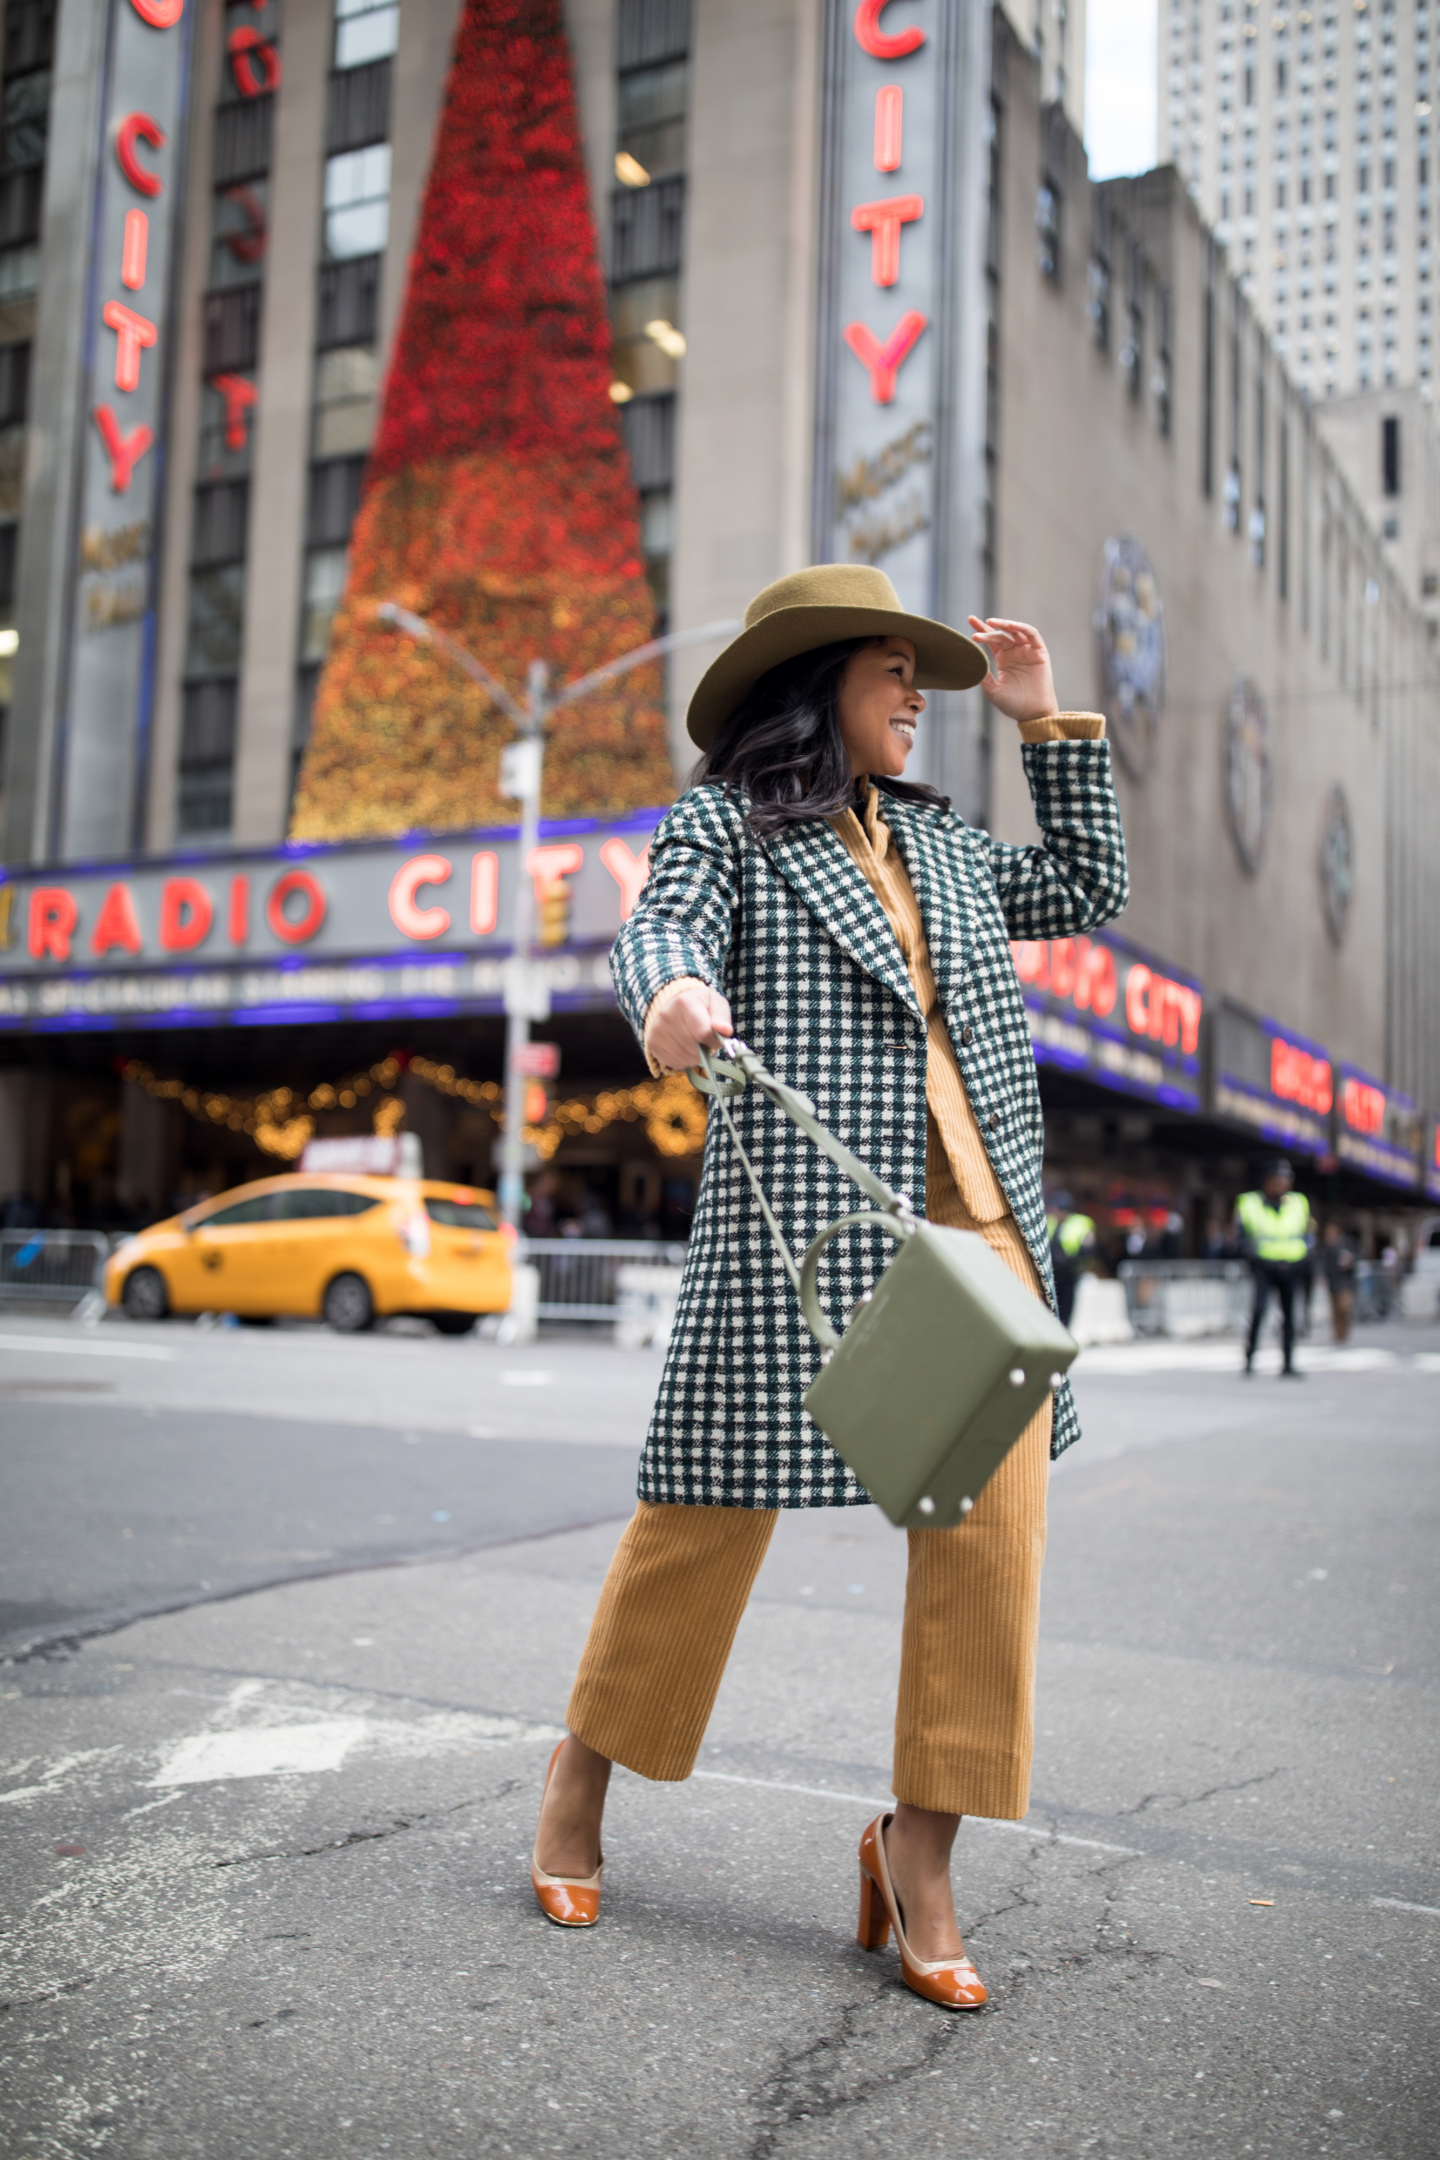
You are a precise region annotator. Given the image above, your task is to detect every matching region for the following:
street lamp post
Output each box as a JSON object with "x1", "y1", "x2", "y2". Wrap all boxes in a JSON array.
[{"x1": 376, "y1": 603, "x2": 738, "y2": 1231}]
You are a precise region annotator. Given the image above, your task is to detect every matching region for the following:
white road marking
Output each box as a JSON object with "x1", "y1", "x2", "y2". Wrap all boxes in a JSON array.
[
  {"x1": 690, "y1": 1771, "x2": 1138, "y2": 1854},
  {"x1": 1074, "y1": 1343, "x2": 1413, "y2": 1376},
  {"x1": 0, "y1": 1334, "x2": 177, "y2": 1362},
  {"x1": 1371, "y1": 1896, "x2": 1440, "y2": 1919},
  {"x1": 154, "y1": 1720, "x2": 368, "y2": 1785}
]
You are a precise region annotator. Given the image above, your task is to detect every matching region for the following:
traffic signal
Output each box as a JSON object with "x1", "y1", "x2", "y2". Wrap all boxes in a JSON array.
[
  {"x1": 524, "y1": 1081, "x2": 549, "y2": 1126},
  {"x1": 537, "y1": 876, "x2": 572, "y2": 947}
]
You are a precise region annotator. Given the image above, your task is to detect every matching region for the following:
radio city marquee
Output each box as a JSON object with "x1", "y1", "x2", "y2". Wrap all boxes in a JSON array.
[
  {"x1": 1011, "y1": 931, "x2": 1204, "y2": 1113},
  {"x1": 0, "y1": 814, "x2": 661, "y2": 1030}
]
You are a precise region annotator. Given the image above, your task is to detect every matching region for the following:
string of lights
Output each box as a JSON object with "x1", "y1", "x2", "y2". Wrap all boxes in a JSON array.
[{"x1": 120, "y1": 1050, "x2": 707, "y2": 1168}]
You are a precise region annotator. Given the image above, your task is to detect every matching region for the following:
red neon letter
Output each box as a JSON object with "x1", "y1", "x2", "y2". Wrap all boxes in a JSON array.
[
  {"x1": 93, "y1": 406, "x2": 154, "y2": 492},
  {"x1": 874, "y1": 84, "x2": 903, "y2": 171},
  {"x1": 28, "y1": 888, "x2": 78, "y2": 962},
  {"x1": 102, "y1": 300, "x2": 158, "y2": 393},
  {"x1": 1124, "y1": 963, "x2": 1152, "y2": 1037},
  {"x1": 528, "y1": 842, "x2": 585, "y2": 912},
  {"x1": 266, "y1": 870, "x2": 327, "y2": 945},
  {"x1": 90, "y1": 882, "x2": 144, "y2": 956},
  {"x1": 219, "y1": 184, "x2": 267, "y2": 266},
  {"x1": 469, "y1": 851, "x2": 498, "y2": 935},
  {"x1": 158, "y1": 877, "x2": 214, "y2": 952},
  {"x1": 854, "y1": 0, "x2": 925, "y2": 60},
  {"x1": 210, "y1": 372, "x2": 258, "y2": 452},
  {"x1": 1009, "y1": 939, "x2": 1048, "y2": 987},
  {"x1": 842, "y1": 311, "x2": 927, "y2": 403},
  {"x1": 121, "y1": 209, "x2": 148, "y2": 291},
  {"x1": 128, "y1": 0, "x2": 184, "y2": 27},
  {"x1": 228, "y1": 873, "x2": 249, "y2": 945},
  {"x1": 389, "y1": 855, "x2": 453, "y2": 940},
  {"x1": 851, "y1": 194, "x2": 923, "y2": 287},
  {"x1": 1174, "y1": 985, "x2": 1202, "y2": 1057},
  {"x1": 1048, "y1": 938, "x2": 1078, "y2": 1001},
  {"x1": 227, "y1": 25, "x2": 282, "y2": 96},
  {"x1": 115, "y1": 112, "x2": 165, "y2": 197},
  {"x1": 599, "y1": 837, "x2": 650, "y2": 920}
]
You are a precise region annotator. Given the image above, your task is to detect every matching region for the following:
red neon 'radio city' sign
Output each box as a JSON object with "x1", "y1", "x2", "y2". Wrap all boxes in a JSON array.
[
  {"x1": 1011, "y1": 936, "x2": 1202, "y2": 1056},
  {"x1": 1270, "y1": 1036, "x2": 1333, "y2": 1115}
]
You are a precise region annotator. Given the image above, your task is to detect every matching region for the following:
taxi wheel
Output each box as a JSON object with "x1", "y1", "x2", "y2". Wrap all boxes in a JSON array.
[
  {"x1": 122, "y1": 1266, "x2": 169, "y2": 1322},
  {"x1": 431, "y1": 1312, "x2": 476, "y2": 1336},
  {"x1": 323, "y1": 1272, "x2": 375, "y2": 1334}
]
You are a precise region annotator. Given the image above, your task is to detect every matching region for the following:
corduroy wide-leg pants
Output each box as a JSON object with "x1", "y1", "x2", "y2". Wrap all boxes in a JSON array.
[{"x1": 567, "y1": 1198, "x2": 1052, "y2": 1821}]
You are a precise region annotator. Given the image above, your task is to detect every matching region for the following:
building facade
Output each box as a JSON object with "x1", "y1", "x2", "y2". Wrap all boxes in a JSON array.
[
  {"x1": 1163, "y1": 0, "x2": 1431, "y2": 403},
  {"x1": 0, "y1": 0, "x2": 1435, "y2": 1247}
]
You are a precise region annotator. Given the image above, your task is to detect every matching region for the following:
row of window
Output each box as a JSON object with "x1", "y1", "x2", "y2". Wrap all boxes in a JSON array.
[
  {"x1": 179, "y1": 0, "x2": 395, "y2": 837},
  {"x1": 608, "y1": 0, "x2": 690, "y2": 626},
  {"x1": 0, "y1": 0, "x2": 52, "y2": 797}
]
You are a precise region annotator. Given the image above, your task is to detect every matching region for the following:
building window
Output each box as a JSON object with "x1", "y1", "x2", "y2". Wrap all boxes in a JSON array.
[
  {"x1": 1382, "y1": 413, "x2": 1400, "y2": 495},
  {"x1": 313, "y1": 343, "x2": 379, "y2": 458},
  {"x1": 324, "y1": 142, "x2": 390, "y2": 260},
  {"x1": 334, "y1": 0, "x2": 398, "y2": 70}
]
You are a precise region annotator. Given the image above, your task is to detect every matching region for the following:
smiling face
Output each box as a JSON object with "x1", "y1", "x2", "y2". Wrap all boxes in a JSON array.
[{"x1": 836, "y1": 637, "x2": 923, "y2": 779}]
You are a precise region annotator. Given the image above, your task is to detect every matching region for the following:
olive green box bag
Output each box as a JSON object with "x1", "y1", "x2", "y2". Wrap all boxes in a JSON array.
[{"x1": 692, "y1": 1042, "x2": 1077, "y2": 1531}]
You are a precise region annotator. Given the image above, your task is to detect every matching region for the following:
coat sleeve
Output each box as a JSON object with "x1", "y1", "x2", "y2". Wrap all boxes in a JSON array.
[
  {"x1": 610, "y1": 786, "x2": 741, "y2": 1047},
  {"x1": 985, "y1": 739, "x2": 1130, "y2": 940}
]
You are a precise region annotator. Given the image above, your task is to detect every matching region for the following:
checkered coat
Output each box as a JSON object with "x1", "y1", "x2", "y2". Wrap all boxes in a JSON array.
[{"x1": 611, "y1": 740, "x2": 1129, "y2": 1507}]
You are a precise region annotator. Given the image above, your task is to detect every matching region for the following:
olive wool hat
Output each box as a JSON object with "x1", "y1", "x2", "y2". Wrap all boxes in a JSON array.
[{"x1": 685, "y1": 564, "x2": 991, "y2": 750}]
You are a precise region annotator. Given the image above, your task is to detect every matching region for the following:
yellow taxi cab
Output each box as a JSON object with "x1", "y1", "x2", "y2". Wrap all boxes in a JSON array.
[{"x1": 104, "y1": 1173, "x2": 514, "y2": 1334}]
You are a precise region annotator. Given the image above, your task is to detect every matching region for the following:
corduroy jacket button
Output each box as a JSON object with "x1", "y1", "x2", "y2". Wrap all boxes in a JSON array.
[
  {"x1": 960, "y1": 1024, "x2": 974, "y2": 1046},
  {"x1": 987, "y1": 1112, "x2": 1001, "y2": 1132}
]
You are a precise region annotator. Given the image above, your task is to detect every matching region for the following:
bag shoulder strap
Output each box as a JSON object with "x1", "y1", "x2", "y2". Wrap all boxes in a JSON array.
[{"x1": 690, "y1": 1041, "x2": 915, "y2": 1296}]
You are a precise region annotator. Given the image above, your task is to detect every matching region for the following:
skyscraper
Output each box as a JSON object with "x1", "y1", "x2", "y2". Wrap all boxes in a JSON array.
[{"x1": 1162, "y1": 0, "x2": 1431, "y2": 402}]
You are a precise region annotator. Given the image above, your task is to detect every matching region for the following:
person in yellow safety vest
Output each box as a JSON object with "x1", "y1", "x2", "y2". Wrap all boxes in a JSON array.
[
  {"x1": 1235, "y1": 1158, "x2": 1311, "y2": 1377},
  {"x1": 1046, "y1": 1190, "x2": 1098, "y2": 1329}
]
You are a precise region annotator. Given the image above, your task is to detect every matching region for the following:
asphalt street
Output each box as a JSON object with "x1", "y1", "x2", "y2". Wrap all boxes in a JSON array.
[{"x1": 1, "y1": 1311, "x2": 1437, "y2": 2158}]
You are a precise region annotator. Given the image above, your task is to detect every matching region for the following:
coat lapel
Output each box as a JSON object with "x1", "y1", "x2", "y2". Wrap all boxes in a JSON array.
[
  {"x1": 758, "y1": 817, "x2": 923, "y2": 1020},
  {"x1": 882, "y1": 798, "x2": 975, "y2": 1009}
]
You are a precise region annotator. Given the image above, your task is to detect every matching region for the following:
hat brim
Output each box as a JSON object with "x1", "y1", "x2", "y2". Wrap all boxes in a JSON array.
[{"x1": 685, "y1": 604, "x2": 991, "y2": 751}]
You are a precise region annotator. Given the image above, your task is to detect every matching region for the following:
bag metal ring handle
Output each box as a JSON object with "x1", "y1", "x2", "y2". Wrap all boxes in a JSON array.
[
  {"x1": 800, "y1": 1209, "x2": 915, "y2": 1350},
  {"x1": 687, "y1": 1043, "x2": 747, "y2": 1099}
]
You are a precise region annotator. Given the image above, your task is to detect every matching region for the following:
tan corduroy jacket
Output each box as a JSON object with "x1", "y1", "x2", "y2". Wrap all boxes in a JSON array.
[{"x1": 643, "y1": 713, "x2": 1105, "y2": 1224}]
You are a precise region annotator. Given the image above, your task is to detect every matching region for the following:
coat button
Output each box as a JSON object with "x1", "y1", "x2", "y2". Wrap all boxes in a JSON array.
[
  {"x1": 987, "y1": 1112, "x2": 1001, "y2": 1133},
  {"x1": 961, "y1": 1024, "x2": 974, "y2": 1046}
]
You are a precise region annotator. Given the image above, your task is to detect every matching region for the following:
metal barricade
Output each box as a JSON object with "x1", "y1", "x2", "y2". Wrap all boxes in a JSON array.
[
  {"x1": 0, "y1": 1230, "x2": 111, "y2": 1306},
  {"x1": 523, "y1": 1238, "x2": 689, "y2": 1323},
  {"x1": 1117, "y1": 1258, "x2": 1254, "y2": 1339}
]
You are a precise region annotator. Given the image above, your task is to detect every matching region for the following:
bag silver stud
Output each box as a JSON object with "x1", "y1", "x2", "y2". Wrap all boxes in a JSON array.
[
  {"x1": 960, "y1": 1496, "x2": 974, "y2": 1515},
  {"x1": 1049, "y1": 1371, "x2": 1063, "y2": 1390},
  {"x1": 1008, "y1": 1367, "x2": 1026, "y2": 1387},
  {"x1": 917, "y1": 1495, "x2": 936, "y2": 1515}
]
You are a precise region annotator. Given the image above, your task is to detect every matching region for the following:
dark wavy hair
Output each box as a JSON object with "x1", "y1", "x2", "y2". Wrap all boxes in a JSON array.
[{"x1": 694, "y1": 637, "x2": 951, "y2": 839}]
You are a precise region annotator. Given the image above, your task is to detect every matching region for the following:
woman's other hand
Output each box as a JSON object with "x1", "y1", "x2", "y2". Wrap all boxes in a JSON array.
[
  {"x1": 966, "y1": 617, "x2": 1059, "y2": 725},
  {"x1": 648, "y1": 984, "x2": 734, "y2": 1072}
]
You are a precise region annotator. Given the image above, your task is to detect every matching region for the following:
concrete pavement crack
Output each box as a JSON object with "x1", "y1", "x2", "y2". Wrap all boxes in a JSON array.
[
  {"x1": 1115, "y1": 1765, "x2": 1286, "y2": 1818},
  {"x1": 211, "y1": 1780, "x2": 518, "y2": 1871},
  {"x1": 0, "y1": 1973, "x2": 96, "y2": 2017},
  {"x1": 741, "y1": 1988, "x2": 956, "y2": 2160}
]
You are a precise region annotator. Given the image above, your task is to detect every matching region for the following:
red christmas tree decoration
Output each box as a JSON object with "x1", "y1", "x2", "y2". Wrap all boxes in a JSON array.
[{"x1": 290, "y1": 0, "x2": 673, "y2": 840}]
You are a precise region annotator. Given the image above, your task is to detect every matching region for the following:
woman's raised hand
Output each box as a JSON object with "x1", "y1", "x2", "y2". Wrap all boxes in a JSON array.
[
  {"x1": 648, "y1": 984, "x2": 734, "y2": 1074},
  {"x1": 966, "y1": 617, "x2": 1059, "y2": 726}
]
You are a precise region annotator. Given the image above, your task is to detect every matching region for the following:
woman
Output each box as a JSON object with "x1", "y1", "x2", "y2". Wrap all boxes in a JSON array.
[{"x1": 531, "y1": 564, "x2": 1128, "y2": 2009}]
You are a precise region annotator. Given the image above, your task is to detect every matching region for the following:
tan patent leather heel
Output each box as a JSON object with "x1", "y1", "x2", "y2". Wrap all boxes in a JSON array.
[
  {"x1": 531, "y1": 1742, "x2": 603, "y2": 1928},
  {"x1": 856, "y1": 1814, "x2": 988, "y2": 2011}
]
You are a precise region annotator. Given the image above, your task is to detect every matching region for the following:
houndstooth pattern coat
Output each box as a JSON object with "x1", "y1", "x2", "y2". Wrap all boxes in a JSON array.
[{"x1": 611, "y1": 740, "x2": 1129, "y2": 1507}]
